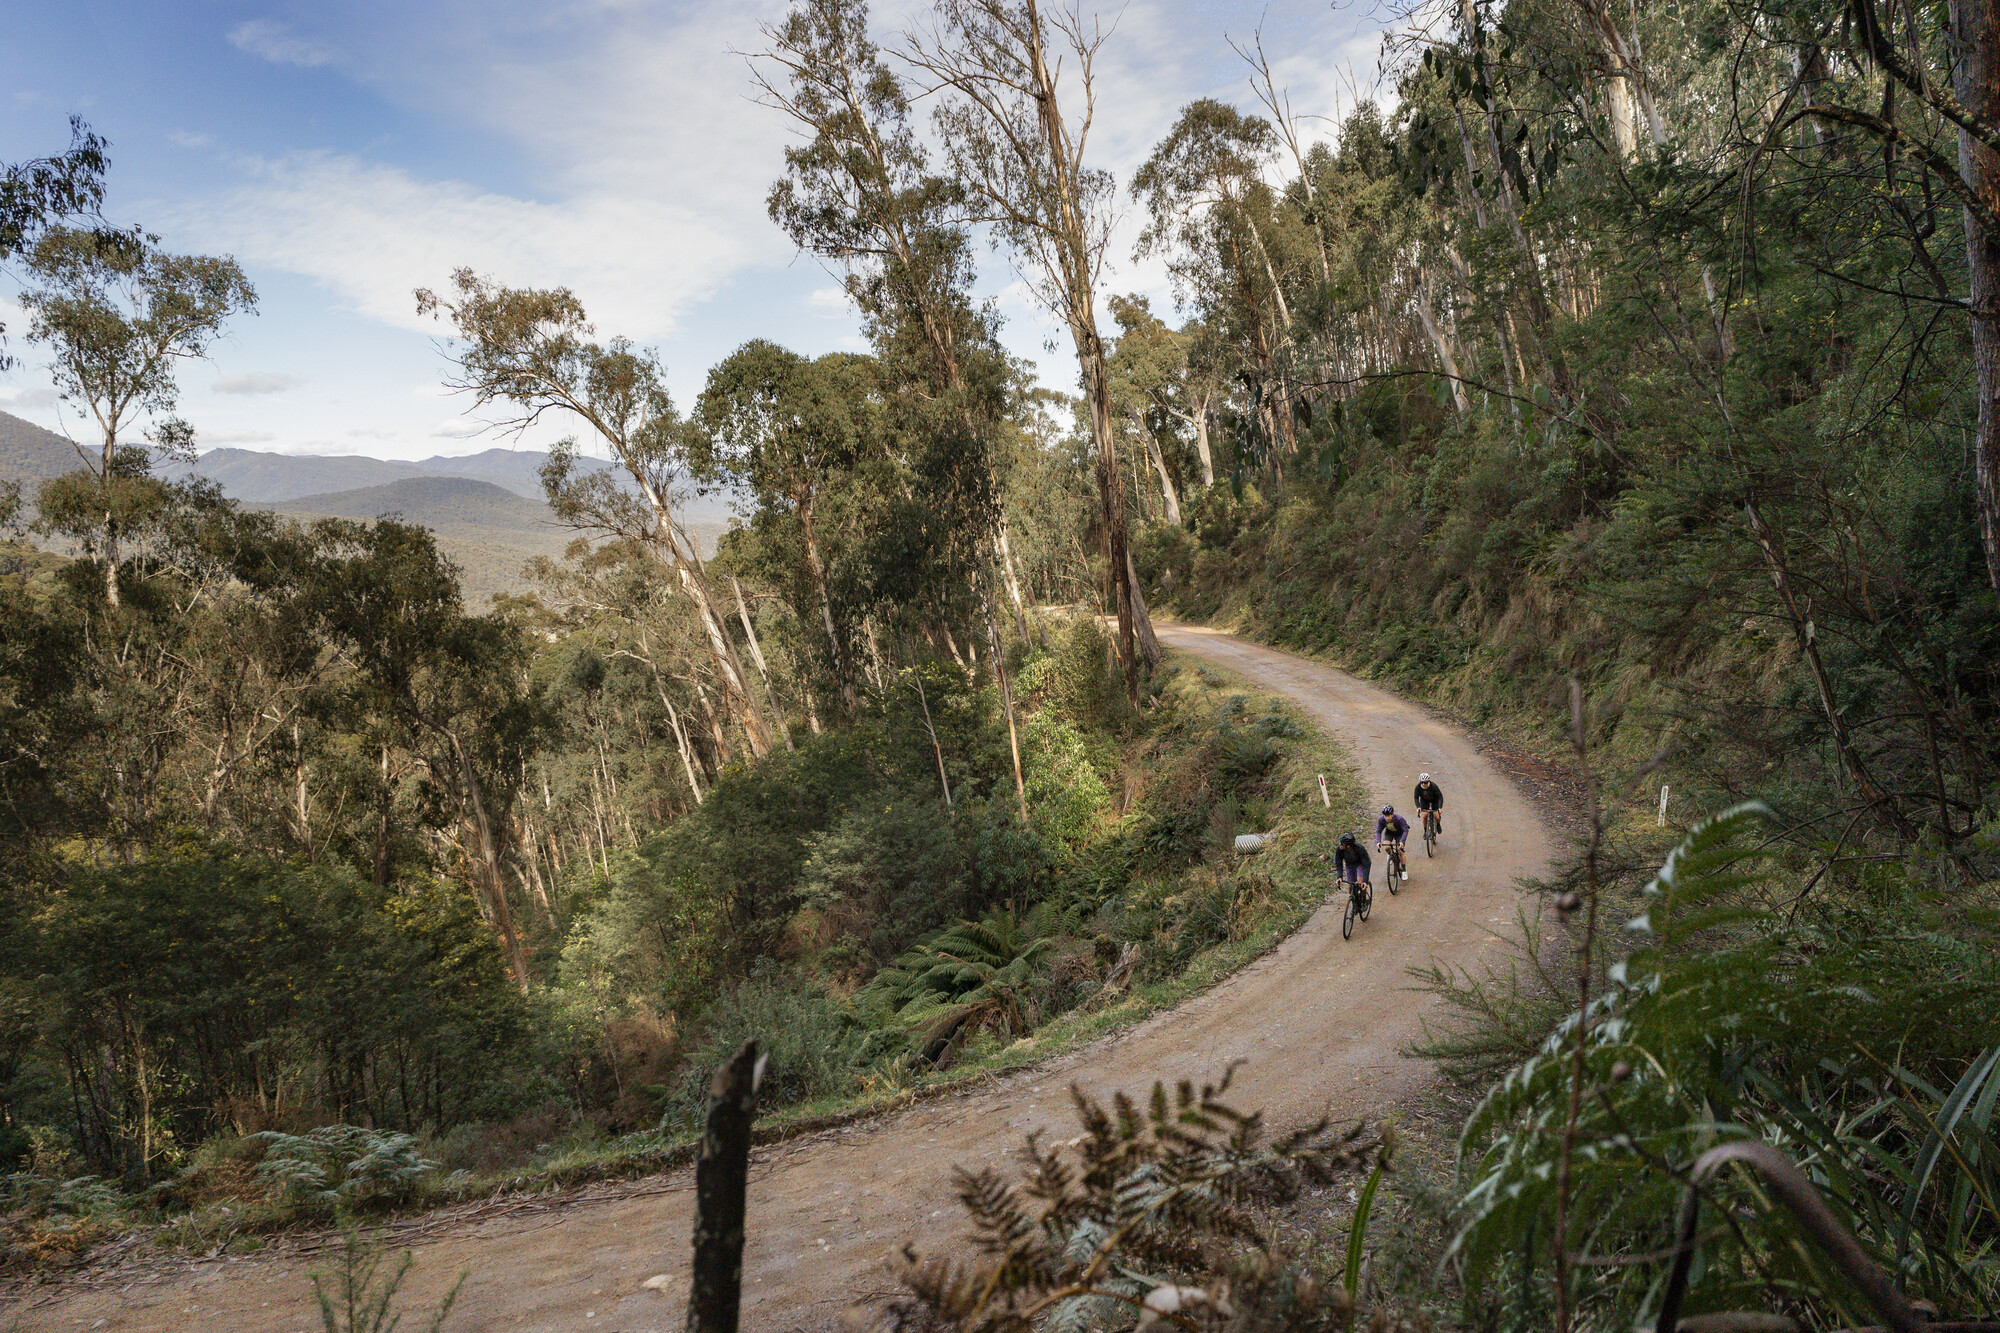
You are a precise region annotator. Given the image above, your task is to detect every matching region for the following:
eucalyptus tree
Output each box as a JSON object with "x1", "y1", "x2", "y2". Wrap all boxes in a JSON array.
[
  {"x1": 901, "y1": 0, "x2": 1160, "y2": 699},
  {"x1": 1105, "y1": 295, "x2": 1191, "y2": 520},
  {"x1": 1773, "y1": 0, "x2": 2000, "y2": 592},
  {"x1": 754, "y1": 0, "x2": 1008, "y2": 654},
  {"x1": 694, "y1": 340, "x2": 876, "y2": 717},
  {"x1": 1, "y1": 117, "x2": 113, "y2": 366},
  {"x1": 309, "y1": 518, "x2": 546, "y2": 990},
  {"x1": 1132, "y1": 100, "x2": 1304, "y2": 466},
  {"x1": 20, "y1": 228, "x2": 255, "y2": 606},
  {"x1": 416, "y1": 271, "x2": 775, "y2": 758}
]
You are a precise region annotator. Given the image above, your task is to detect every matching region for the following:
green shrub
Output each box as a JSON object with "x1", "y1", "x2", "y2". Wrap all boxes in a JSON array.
[
  {"x1": 1022, "y1": 713, "x2": 1110, "y2": 850},
  {"x1": 1019, "y1": 616, "x2": 1116, "y2": 728},
  {"x1": 662, "y1": 967, "x2": 864, "y2": 1129},
  {"x1": 797, "y1": 786, "x2": 971, "y2": 963},
  {"x1": 1450, "y1": 807, "x2": 2000, "y2": 1331}
]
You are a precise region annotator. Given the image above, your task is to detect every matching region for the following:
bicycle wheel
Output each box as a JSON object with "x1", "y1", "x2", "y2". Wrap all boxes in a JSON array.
[
  {"x1": 1359, "y1": 886, "x2": 1372, "y2": 921},
  {"x1": 1388, "y1": 853, "x2": 1401, "y2": 893},
  {"x1": 1424, "y1": 815, "x2": 1436, "y2": 857},
  {"x1": 1342, "y1": 892, "x2": 1357, "y2": 940}
]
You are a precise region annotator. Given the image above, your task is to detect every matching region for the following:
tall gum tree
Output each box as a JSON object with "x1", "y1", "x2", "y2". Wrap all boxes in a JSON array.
[
  {"x1": 1753, "y1": 0, "x2": 2000, "y2": 592},
  {"x1": 693, "y1": 341, "x2": 872, "y2": 719},
  {"x1": 21, "y1": 228, "x2": 255, "y2": 607},
  {"x1": 1132, "y1": 100, "x2": 1302, "y2": 467},
  {"x1": 754, "y1": 0, "x2": 1010, "y2": 656},
  {"x1": 903, "y1": 0, "x2": 1160, "y2": 700},
  {"x1": 416, "y1": 272, "x2": 774, "y2": 756},
  {"x1": 1, "y1": 117, "x2": 113, "y2": 366}
]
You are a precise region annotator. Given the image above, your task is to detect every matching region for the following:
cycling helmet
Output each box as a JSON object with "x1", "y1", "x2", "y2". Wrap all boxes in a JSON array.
[
  {"x1": 1419, "y1": 773, "x2": 1430, "y2": 782},
  {"x1": 1339, "y1": 832, "x2": 1356, "y2": 845},
  {"x1": 1381, "y1": 805, "x2": 1395, "y2": 815}
]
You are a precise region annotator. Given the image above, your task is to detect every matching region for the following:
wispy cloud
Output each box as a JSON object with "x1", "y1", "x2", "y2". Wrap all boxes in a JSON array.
[
  {"x1": 428, "y1": 419, "x2": 486, "y2": 439},
  {"x1": 181, "y1": 153, "x2": 758, "y2": 341},
  {"x1": 212, "y1": 371, "x2": 299, "y2": 395},
  {"x1": 198, "y1": 429, "x2": 278, "y2": 444},
  {"x1": 167, "y1": 0, "x2": 1385, "y2": 437},
  {"x1": 170, "y1": 130, "x2": 216, "y2": 149},
  {"x1": 173, "y1": 2, "x2": 797, "y2": 346},
  {"x1": 227, "y1": 19, "x2": 339, "y2": 69},
  {"x1": 0, "y1": 387, "x2": 59, "y2": 410}
]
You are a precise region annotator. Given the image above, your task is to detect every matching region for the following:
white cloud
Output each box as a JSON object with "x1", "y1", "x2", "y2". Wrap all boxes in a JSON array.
[
  {"x1": 178, "y1": 152, "x2": 762, "y2": 342},
  {"x1": 160, "y1": 0, "x2": 1391, "y2": 441},
  {"x1": 173, "y1": 3, "x2": 799, "y2": 346},
  {"x1": 428, "y1": 419, "x2": 487, "y2": 439},
  {"x1": 0, "y1": 386, "x2": 59, "y2": 410},
  {"x1": 227, "y1": 19, "x2": 339, "y2": 69},
  {"x1": 171, "y1": 130, "x2": 216, "y2": 149},
  {"x1": 212, "y1": 371, "x2": 299, "y2": 395},
  {"x1": 199, "y1": 429, "x2": 278, "y2": 444}
]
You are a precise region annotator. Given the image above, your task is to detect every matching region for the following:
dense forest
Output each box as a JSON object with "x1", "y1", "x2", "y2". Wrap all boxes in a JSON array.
[{"x1": 3, "y1": 0, "x2": 1999, "y2": 1323}]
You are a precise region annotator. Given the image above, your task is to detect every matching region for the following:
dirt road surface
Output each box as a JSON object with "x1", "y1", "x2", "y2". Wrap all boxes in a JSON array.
[{"x1": 5, "y1": 625, "x2": 1548, "y2": 1333}]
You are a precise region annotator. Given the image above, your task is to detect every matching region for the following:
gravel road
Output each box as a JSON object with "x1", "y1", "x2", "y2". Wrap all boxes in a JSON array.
[{"x1": 4, "y1": 624, "x2": 1548, "y2": 1333}]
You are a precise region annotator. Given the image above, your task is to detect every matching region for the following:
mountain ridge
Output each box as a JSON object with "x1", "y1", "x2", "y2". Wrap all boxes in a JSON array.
[{"x1": 0, "y1": 410, "x2": 86, "y2": 481}]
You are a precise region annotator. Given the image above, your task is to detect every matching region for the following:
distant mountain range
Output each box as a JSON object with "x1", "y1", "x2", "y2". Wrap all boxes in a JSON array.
[
  {"x1": 156, "y1": 444, "x2": 607, "y2": 504},
  {"x1": 262, "y1": 477, "x2": 582, "y2": 605},
  {"x1": 0, "y1": 412, "x2": 734, "y2": 604}
]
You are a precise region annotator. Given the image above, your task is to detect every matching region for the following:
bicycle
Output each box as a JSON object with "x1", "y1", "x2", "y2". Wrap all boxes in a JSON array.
[
  {"x1": 1341, "y1": 873, "x2": 1373, "y2": 939},
  {"x1": 1381, "y1": 839, "x2": 1406, "y2": 892},
  {"x1": 1320, "y1": 854, "x2": 1373, "y2": 940},
  {"x1": 1421, "y1": 808, "x2": 1440, "y2": 857}
]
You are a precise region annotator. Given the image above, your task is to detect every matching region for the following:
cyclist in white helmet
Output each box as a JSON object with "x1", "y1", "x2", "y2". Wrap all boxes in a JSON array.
[{"x1": 1413, "y1": 773, "x2": 1444, "y2": 836}]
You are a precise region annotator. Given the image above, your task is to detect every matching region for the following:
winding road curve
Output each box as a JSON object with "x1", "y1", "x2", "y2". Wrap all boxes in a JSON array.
[{"x1": 5, "y1": 625, "x2": 1548, "y2": 1333}]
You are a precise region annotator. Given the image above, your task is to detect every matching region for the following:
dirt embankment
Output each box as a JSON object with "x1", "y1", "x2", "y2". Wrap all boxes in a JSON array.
[{"x1": 3, "y1": 625, "x2": 1551, "y2": 1333}]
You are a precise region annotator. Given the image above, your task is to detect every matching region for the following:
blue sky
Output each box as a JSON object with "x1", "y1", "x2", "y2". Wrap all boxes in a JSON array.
[{"x1": 1, "y1": 0, "x2": 1384, "y2": 462}]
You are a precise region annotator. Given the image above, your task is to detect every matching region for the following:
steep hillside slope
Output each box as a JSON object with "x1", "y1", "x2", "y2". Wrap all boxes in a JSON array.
[
  {"x1": 3, "y1": 626, "x2": 1545, "y2": 1333},
  {"x1": 0, "y1": 411, "x2": 83, "y2": 481}
]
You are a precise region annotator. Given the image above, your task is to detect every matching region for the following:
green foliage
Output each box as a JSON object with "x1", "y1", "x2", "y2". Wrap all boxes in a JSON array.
[
  {"x1": 10, "y1": 853, "x2": 531, "y2": 1179},
  {"x1": 662, "y1": 966, "x2": 865, "y2": 1128},
  {"x1": 1449, "y1": 807, "x2": 2000, "y2": 1331},
  {"x1": 798, "y1": 786, "x2": 974, "y2": 964},
  {"x1": 559, "y1": 855, "x2": 728, "y2": 1020},
  {"x1": 1020, "y1": 713, "x2": 1110, "y2": 851},
  {"x1": 1017, "y1": 616, "x2": 1117, "y2": 730},
  {"x1": 252, "y1": 1127, "x2": 449, "y2": 1209},
  {"x1": 309, "y1": 1229, "x2": 464, "y2": 1333},
  {"x1": 3, "y1": 1172, "x2": 118, "y2": 1221},
  {"x1": 860, "y1": 1071, "x2": 1390, "y2": 1333},
  {"x1": 857, "y1": 908, "x2": 1053, "y2": 1062}
]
